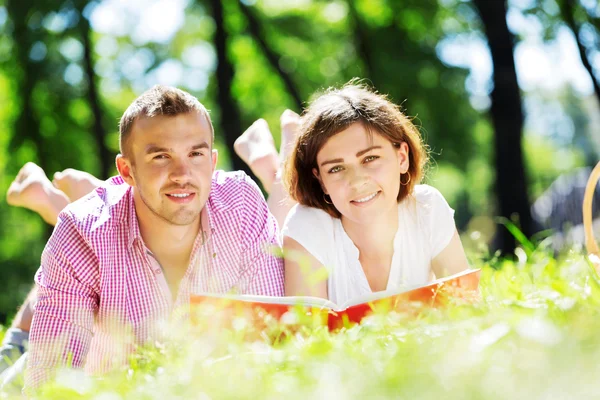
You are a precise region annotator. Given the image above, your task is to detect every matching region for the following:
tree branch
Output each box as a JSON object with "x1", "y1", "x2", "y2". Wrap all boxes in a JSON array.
[
  {"x1": 561, "y1": 0, "x2": 600, "y2": 104},
  {"x1": 238, "y1": 2, "x2": 303, "y2": 111},
  {"x1": 78, "y1": 5, "x2": 111, "y2": 178},
  {"x1": 346, "y1": 0, "x2": 374, "y2": 83}
]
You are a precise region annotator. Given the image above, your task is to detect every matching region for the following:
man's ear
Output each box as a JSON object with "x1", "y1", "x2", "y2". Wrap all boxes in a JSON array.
[
  {"x1": 211, "y1": 149, "x2": 218, "y2": 170},
  {"x1": 397, "y1": 142, "x2": 410, "y2": 174},
  {"x1": 116, "y1": 154, "x2": 135, "y2": 186},
  {"x1": 312, "y1": 167, "x2": 327, "y2": 194}
]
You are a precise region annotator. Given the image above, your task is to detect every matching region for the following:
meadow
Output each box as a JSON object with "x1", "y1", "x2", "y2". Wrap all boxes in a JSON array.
[{"x1": 2, "y1": 243, "x2": 600, "y2": 399}]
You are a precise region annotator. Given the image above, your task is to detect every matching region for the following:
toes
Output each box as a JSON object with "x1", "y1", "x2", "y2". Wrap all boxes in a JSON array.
[
  {"x1": 281, "y1": 109, "x2": 300, "y2": 119},
  {"x1": 281, "y1": 109, "x2": 301, "y2": 125},
  {"x1": 6, "y1": 183, "x2": 20, "y2": 205},
  {"x1": 52, "y1": 172, "x2": 63, "y2": 188}
]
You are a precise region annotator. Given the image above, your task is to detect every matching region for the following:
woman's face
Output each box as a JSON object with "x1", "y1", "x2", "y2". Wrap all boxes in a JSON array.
[{"x1": 313, "y1": 122, "x2": 409, "y2": 225}]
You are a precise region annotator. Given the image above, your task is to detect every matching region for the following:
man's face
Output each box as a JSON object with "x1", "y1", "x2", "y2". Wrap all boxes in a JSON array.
[{"x1": 117, "y1": 112, "x2": 217, "y2": 227}]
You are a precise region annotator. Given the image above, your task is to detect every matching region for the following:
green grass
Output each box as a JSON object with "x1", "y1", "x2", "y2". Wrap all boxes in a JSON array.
[{"x1": 3, "y1": 246, "x2": 600, "y2": 399}]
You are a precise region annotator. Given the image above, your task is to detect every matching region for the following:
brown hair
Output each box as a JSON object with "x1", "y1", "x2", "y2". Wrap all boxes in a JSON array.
[
  {"x1": 284, "y1": 81, "x2": 429, "y2": 218},
  {"x1": 119, "y1": 85, "x2": 214, "y2": 156}
]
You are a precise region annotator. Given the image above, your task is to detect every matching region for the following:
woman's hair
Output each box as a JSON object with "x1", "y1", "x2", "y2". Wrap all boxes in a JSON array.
[{"x1": 283, "y1": 80, "x2": 429, "y2": 218}]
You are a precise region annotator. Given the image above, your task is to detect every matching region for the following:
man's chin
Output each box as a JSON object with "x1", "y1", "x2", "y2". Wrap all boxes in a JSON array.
[{"x1": 166, "y1": 209, "x2": 202, "y2": 226}]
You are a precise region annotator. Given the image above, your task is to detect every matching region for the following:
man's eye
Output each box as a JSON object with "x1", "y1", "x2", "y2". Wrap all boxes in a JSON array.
[
  {"x1": 364, "y1": 155, "x2": 379, "y2": 163},
  {"x1": 153, "y1": 154, "x2": 168, "y2": 160},
  {"x1": 328, "y1": 166, "x2": 343, "y2": 173},
  {"x1": 190, "y1": 151, "x2": 204, "y2": 157}
]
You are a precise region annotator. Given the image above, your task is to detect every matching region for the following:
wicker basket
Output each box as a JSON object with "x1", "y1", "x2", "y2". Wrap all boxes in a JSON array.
[{"x1": 583, "y1": 162, "x2": 600, "y2": 270}]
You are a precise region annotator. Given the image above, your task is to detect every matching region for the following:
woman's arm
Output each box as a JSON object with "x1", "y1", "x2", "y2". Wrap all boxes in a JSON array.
[
  {"x1": 283, "y1": 236, "x2": 329, "y2": 299},
  {"x1": 430, "y1": 230, "x2": 470, "y2": 278}
]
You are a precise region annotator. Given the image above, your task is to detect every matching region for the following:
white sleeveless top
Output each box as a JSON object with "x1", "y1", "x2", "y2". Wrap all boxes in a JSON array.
[{"x1": 281, "y1": 185, "x2": 456, "y2": 305}]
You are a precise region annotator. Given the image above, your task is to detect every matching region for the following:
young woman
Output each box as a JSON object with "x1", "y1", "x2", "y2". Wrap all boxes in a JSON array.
[{"x1": 281, "y1": 83, "x2": 470, "y2": 304}]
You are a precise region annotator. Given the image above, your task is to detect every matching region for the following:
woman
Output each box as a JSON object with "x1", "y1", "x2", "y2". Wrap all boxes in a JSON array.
[{"x1": 281, "y1": 82, "x2": 470, "y2": 304}]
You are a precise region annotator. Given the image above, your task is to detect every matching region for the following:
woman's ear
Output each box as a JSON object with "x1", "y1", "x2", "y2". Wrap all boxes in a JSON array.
[
  {"x1": 312, "y1": 167, "x2": 327, "y2": 194},
  {"x1": 397, "y1": 142, "x2": 410, "y2": 173}
]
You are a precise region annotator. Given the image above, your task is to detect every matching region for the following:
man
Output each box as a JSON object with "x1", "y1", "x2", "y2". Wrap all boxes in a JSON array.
[{"x1": 23, "y1": 85, "x2": 284, "y2": 390}]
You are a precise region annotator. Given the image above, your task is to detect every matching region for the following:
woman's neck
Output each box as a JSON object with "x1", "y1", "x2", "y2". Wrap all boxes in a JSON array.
[{"x1": 341, "y1": 204, "x2": 399, "y2": 258}]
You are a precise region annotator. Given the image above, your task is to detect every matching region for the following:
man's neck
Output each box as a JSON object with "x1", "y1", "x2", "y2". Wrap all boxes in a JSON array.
[{"x1": 134, "y1": 199, "x2": 201, "y2": 263}]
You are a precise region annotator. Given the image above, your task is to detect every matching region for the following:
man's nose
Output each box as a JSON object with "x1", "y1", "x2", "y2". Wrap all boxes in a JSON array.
[{"x1": 169, "y1": 158, "x2": 192, "y2": 183}]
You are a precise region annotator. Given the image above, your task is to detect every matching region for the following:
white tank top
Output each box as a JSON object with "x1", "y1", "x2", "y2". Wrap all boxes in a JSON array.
[{"x1": 281, "y1": 185, "x2": 456, "y2": 305}]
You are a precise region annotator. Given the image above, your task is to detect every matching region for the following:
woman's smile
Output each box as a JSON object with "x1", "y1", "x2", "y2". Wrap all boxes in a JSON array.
[{"x1": 350, "y1": 191, "x2": 381, "y2": 205}]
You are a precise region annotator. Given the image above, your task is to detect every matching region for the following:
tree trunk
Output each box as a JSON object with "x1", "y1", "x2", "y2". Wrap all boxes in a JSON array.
[
  {"x1": 79, "y1": 7, "x2": 111, "y2": 178},
  {"x1": 472, "y1": 0, "x2": 533, "y2": 254},
  {"x1": 207, "y1": 0, "x2": 253, "y2": 177},
  {"x1": 6, "y1": 0, "x2": 53, "y2": 238},
  {"x1": 346, "y1": 0, "x2": 374, "y2": 83},
  {"x1": 239, "y1": 2, "x2": 303, "y2": 111},
  {"x1": 6, "y1": 0, "x2": 47, "y2": 169}
]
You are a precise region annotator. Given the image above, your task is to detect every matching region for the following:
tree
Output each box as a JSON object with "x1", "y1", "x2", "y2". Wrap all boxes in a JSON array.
[
  {"x1": 472, "y1": 0, "x2": 534, "y2": 254},
  {"x1": 206, "y1": 0, "x2": 252, "y2": 177},
  {"x1": 76, "y1": 0, "x2": 111, "y2": 178},
  {"x1": 238, "y1": 2, "x2": 303, "y2": 111}
]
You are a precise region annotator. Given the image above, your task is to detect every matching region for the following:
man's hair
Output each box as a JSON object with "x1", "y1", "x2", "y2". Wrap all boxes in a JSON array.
[
  {"x1": 283, "y1": 80, "x2": 429, "y2": 218},
  {"x1": 119, "y1": 85, "x2": 214, "y2": 156}
]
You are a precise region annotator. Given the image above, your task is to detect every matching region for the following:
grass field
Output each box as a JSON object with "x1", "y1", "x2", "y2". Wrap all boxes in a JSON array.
[{"x1": 2, "y1": 245, "x2": 600, "y2": 399}]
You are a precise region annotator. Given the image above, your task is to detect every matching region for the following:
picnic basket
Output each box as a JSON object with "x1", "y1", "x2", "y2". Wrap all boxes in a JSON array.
[{"x1": 583, "y1": 162, "x2": 600, "y2": 270}]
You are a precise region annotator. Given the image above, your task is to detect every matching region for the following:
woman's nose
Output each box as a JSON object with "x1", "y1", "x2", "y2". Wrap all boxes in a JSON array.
[{"x1": 348, "y1": 167, "x2": 369, "y2": 188}]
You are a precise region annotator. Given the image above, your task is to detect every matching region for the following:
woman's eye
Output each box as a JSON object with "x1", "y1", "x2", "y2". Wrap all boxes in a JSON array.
[
  {"x1": 364, "y1": 155, "x2": 379, "y2": 163},
  {"x1": 328, "y1": 166, "x2": 343, "y2": 174}
]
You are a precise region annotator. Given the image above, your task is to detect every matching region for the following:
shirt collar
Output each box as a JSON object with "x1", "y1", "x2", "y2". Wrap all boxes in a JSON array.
[{"x1": 127, "y1": 187, "x2": 143, "y2": 249}]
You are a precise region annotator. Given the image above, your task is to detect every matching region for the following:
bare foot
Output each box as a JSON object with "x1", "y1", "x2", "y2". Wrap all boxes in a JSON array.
[
  {"x1": 234, "y1": 119, "x2": 279, "y2": 193},
  {"x1": 52, "y1": 168, "x2": 103, "y2": 202},
  {"x1": 280, "y1": 109, "x2": 301, "y2": 161},
  {"x1": 6, "y1": 162, "x2": 69, "y2": 226}
]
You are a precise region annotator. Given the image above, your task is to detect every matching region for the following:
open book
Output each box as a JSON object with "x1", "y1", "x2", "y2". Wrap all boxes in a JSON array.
[{"x1": 190, "y1": 268, "x2": 480, "y2": 330}]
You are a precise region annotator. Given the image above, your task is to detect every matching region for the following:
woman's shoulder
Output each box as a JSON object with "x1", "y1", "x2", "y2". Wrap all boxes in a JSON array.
[
  {"x1": 284, "y1": 204, "x2": 334, "y2": 229},
  {"x1": 412, "y1": 184, "x2": 445, "y2": 202},
  {"x1": 281, "y1": 205, "x2": 336, "y2": 266},
  {"x1": 409, "y1": 184, "x2": 451, "y2": 211}
]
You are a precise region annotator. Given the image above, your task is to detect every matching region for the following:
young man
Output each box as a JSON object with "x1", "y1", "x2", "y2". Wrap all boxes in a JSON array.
[{"x1": 22, "y1": 85, "x2": 284, "y2": 390}]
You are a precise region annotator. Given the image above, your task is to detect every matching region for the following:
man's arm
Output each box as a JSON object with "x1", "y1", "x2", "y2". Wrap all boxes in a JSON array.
[
  {"x1": 238, "y1": 175, "x2": 284, "y2": 296},
  {"x1": 24, "y1": 212, "x2": 99, "y2": 392}
]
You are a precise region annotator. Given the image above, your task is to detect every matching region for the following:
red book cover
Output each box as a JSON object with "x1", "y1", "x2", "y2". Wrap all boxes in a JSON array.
[{"x1": 190, "y1": 269, "x2": 480, "y2": 331}]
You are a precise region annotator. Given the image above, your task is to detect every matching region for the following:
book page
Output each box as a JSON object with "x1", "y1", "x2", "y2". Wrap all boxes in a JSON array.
[
  {"x1": 340, "y1": 268, "x2": 481, "y2": 309},
  {"x1": 191, "y1": 293, "x2": 340, "y2": 311}
]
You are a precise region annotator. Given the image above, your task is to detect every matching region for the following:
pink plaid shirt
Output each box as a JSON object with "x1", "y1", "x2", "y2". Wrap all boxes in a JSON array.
[{"x1": 25, "y1": 170, "x2": 284, "y2": 390}]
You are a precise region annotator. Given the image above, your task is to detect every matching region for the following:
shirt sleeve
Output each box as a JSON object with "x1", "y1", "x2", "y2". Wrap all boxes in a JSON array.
[
  {"x1": 417, "y1": 185, "x2": 457, "y2": 258},
  {"x1": 237, "y1": 174, "x2": 284, "y2": 296},
  {"x1": 24, "y1": 211, "x2": 99, "y2": 392},
  {"x1": 281, "y1": 204, "x2": 333, "y2": 267}
]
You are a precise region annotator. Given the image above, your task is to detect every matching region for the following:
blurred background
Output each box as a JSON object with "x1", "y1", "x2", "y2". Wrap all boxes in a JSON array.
[{"x1": 0, "y1": 0, "x2": 598, "y2": 323}]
